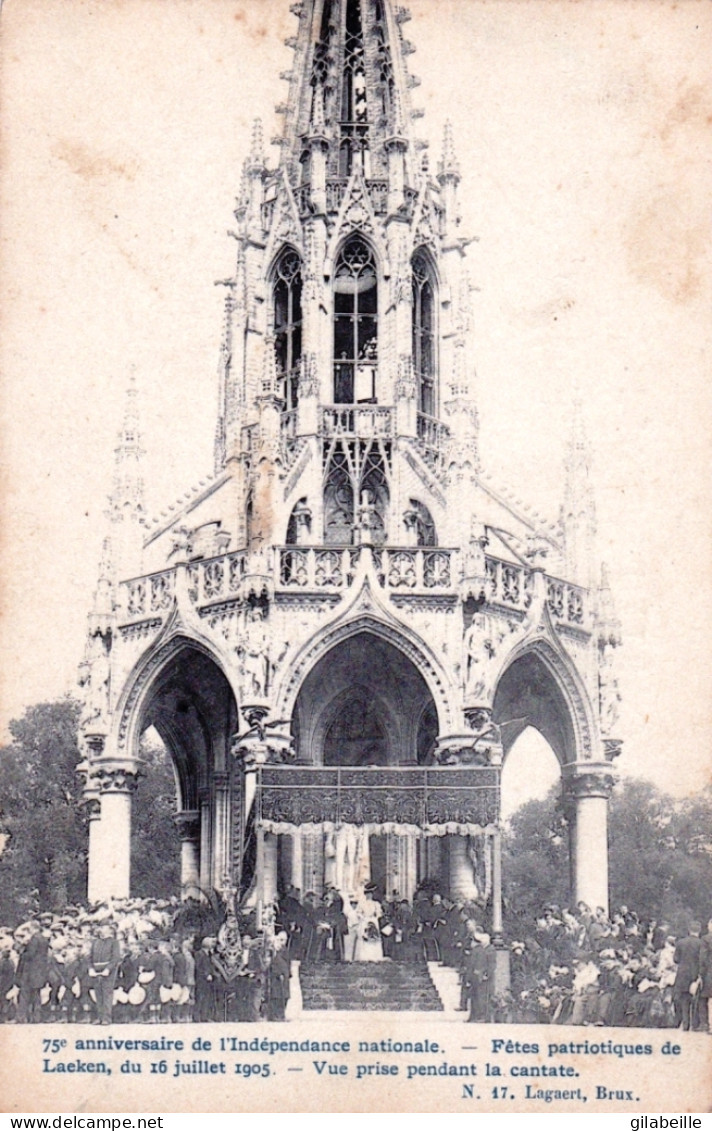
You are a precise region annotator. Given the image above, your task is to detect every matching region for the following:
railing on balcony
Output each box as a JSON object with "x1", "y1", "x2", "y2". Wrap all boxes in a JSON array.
[
  {"x1": 416, "y1": 411, "x2": 450, "y2": 450},
  {"x1": 278, "y1": 547, "x2": 361, "y2": 590},
  {"x1": 322, "y1": 404, "x2": 392, "y2": 439},
  {"x1": 375, "y1": 547, "x2": 455, "y2": 591},
  {"x1": 276, "y1": 546, "x2": 457, "y2": 593},
  {"x1": 120, "y1": 568, "x2": 176, "y2": 622},
  {"x1": 255, "y1": 765, "x2": 501, "y2": 829},
  {"x1": 118, "y1": 551, "x2": 585, "y2": 629},
  {"x1": 546, "y1": 576, "x2": 586, "y2": 628},
  {"x1": 186, "y1": 551, "x2": 248, "y2": 607},
  {"x1": 484, "y1": 556, "x2": 533, "y2": 614},
  {"x1": 484, "y1": 555, "x2": 588, "y2": 629}
]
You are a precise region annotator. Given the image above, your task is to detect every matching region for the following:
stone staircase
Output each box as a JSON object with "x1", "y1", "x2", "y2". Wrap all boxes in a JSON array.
[{"x1": 299, "y1": 960, "x2": 443, "y2": 1012}]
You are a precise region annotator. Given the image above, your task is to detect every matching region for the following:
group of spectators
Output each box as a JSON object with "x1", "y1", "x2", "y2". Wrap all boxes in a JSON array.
[
  {"x1": 0, "y1": 897, "x2": 290, "y2": 1026},
  {"x1": 1, "y1": 890, "x2": 710, "y2": 1029},
  {"x1": 506, "y1": 903, "x2": 712, "y2": 1030}
]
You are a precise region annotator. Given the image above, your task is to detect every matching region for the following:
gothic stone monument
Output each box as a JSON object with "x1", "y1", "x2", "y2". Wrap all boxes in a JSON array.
[{"x1": 77, "y1": 0, "x2": 622, "y2": 943}]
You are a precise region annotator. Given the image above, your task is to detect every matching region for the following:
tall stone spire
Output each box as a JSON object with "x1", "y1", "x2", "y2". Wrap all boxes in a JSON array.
[
  {"x1": 109, "y1": 372, "x2": 145, "y2": 572},
  {"x1": 278, "y1": 0, "x2": 419, "y2": 187},
  {"x1": 561, "y1": 395, "x2": 596, "y2": 587}
]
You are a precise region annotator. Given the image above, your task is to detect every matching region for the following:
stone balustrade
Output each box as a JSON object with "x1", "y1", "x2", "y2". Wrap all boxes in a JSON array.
[
  {"x1": 117, "y1": 548, "x2": 587, "y2": 629},
  {"x1": 321, "y1": 403, "x2": 393, "y2": 439},
  {"x1": 276, "y1": 545, "x2": 457, "y2": 593}
]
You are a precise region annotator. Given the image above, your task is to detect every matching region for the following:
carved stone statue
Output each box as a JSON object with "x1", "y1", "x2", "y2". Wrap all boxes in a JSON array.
[
  {"x1": 78, "y1": 630, "x2": 111, "y2": 733},
  {"x1": 463, "y1": 611, "x2": 496, "y2": 703},
  {"x1": 598, "y1": 645, "x2": 621, "y2": 736},
  {"x1": 354, "y1": 489, "x2": 380, "y2": 546},
  {"x1": 237, "y1": 605, "x2": 270, "y2": 701}
]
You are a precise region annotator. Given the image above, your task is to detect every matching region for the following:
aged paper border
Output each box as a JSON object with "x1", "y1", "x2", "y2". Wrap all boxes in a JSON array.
[{"x1": 1, "y1": 0, "x2": 711, "y2": 1114}]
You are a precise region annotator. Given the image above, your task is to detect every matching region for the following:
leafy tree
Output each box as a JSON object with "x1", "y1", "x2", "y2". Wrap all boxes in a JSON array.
[
  {"x1": 0, "y1": 698, "x2": 181, "y2": 923},
  {"x1": 501, "y1": 788, "x2": 569, "y2": 935},
  {"x1": 502, "y1": 776, "x2": 712, "y2": 935},
  {"x1": 0, "y1": 698, "x2": 88, "y2": 922},
  {"x1": 131, "y1": 735, "x2": 180, "y2": 899}
]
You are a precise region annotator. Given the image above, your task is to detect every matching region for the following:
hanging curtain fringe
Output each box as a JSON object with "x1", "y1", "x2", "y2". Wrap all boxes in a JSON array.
[{"x1": 258, "y1": 819, "x2": 498, "y2": 837}]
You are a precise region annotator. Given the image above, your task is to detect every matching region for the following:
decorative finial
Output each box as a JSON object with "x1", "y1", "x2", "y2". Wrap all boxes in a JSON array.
[
  {"x1": 248, "y1": 118, "x2": 265, "y2": 167},
  {"x1": 311, "y1": 82, "x2": 326, "y2": 134},
  {"x1": 438, "y1": 120, "x2": 460, "y2": 180}
]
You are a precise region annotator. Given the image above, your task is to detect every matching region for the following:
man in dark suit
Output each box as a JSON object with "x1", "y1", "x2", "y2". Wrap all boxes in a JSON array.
[
  {"x1": 16, "y1": 925, "x2": 50, "y2": 1023},
  {"x1": 463, "y1": 930, "x2": 496, "y2": 1022},
  {"x1": 698, "y1": 918, "x2": 712, "y2": 1034},
  {"x1": 89, "y1": 923, "x2": 122, "y2": 1025},
  {"x1": 673, "y1": 921, "x2": 703, "y2": 1031}
]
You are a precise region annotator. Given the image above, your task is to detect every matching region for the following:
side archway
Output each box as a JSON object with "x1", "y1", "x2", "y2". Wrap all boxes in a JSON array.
[{"x1": 92, "y1": 636, "x2": 239, "y2": 904}]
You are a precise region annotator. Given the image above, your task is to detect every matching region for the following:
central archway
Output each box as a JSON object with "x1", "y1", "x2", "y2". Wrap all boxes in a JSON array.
[{"x1": 292, "y1": 631, "x2": 438, "y2": 766}]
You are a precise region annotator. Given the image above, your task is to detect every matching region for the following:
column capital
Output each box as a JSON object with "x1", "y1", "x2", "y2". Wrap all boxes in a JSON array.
[
  {"x1": 562, "y1": 763, "x2": 615, "y2": 800},
  {"x1": 173, "y1": 809, "x2": 200, "y2": 842},
  {"x1": 91, "y1": 762, "x2": 141, "y2": 795}
]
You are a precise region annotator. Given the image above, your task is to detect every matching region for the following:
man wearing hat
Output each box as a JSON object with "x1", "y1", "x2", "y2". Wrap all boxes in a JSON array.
[
  {"x1": 16, "y1": 923, "x2": 50, "y2": 1024},
  {"x1": 89, "y1": 923, "x2": 121, "y2": 1025},
  {"x1": 673, "y1": 921, "x2": 703, "y2": 1031},
  {"x1": 463, "y1": 927, "x2": 496, "y2": 1022}
]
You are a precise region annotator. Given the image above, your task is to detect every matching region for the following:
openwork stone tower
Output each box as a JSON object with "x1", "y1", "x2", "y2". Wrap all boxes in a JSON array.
[{"x1": 78, "y1": 0, "x2": 622, "y2": 932}]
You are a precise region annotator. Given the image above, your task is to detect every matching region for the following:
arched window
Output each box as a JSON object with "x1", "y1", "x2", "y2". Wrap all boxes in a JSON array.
[
  {"x1": 340, "y1": 0, "x2": 370, "y2": 176},
  {"x1": 273, "y1": 249, "x2": 303, "y2": 410},
  {"x1": 405, "y1": 499, "x2": 437, "y2": 547},
  {"x1": 324, "y1": 448, "x2": 355, "y2": 544},
  {"x1": 359, "y1": 445, "x2": 389, "y2": 544},
  {"x1": 412, "y1": 250, "x2": 437, "y2": 417},
  {"x1": 334, "y1": 237, "x2": 378, "y2": 404}
]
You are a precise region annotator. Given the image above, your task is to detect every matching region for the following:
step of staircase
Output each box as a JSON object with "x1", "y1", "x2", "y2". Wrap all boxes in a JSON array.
[{"x1": 299, "y1": 960, "x2": 443, "y2": 1012}]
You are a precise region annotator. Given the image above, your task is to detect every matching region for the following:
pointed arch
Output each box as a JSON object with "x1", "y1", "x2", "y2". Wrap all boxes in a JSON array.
[
  {"x1": 271, "y1": 245, "x2": 303, "y2": 410},
  {"x1": 412, "y1": 246, "x2": 438, "y2": 417},
  {"x1": 333, "y1": 233, "x2": 379, "y2": 404},
  {"x1": 323, "y1": 444, "x2": 355, "y2": 544},
  {"x1": 275, "y1": 611, "x2": 454, "y2": 736},
  {"x1": 492, "y1": 636, "x2": 595, "y2": 766},
  {"x1": 114, "y1": 633, "x2": 238, "y2": 769},
  {"x1": 405, "y1": 498, "x2": 437, "y2": 546},
  {"x1": 359, "y1": 443, "x2": 389, "y2": 543}
]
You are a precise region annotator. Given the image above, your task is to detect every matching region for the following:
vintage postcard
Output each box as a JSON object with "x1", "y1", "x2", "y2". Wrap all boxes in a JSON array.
[{"x1": 1, "y1": 0, "x2": 710, "y2": 1116}]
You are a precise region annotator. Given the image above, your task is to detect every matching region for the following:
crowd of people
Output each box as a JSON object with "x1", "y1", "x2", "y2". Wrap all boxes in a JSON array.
[
  {"x1": 0, "y1": 897, "x2": 291, "y2": 1026},
  {"x1": 507, "y1": 904, "x2": 712, "y2": 1030},
  {"x1": 0, "y1": 888, "x2": 710, "y2": 1029}
]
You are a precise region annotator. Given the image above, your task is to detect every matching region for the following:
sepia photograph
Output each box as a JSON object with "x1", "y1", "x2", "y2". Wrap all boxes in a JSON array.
[{"x1": 0, "y1": 0, "x2": 710, "y2": 1114}]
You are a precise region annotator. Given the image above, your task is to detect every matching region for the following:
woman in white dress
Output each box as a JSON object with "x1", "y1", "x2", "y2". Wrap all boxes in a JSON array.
[
  {"x1": 353, "y1": 893, "x2": 385, "y2": 962},
  {"x1": 344, "y1": 896, "x2": 361, "y2": 962}
]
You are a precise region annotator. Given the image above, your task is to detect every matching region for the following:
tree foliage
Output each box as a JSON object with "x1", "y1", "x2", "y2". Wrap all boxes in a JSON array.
[
  {"x1": 503, "y1": 776, "x2": 712, "y2": 935},
  {"x1": 0, "y1": 699, "x2": 180, "y2": 923},
  {"x1": 0, "y1": 699, "x2": 88, "y2": 922}
]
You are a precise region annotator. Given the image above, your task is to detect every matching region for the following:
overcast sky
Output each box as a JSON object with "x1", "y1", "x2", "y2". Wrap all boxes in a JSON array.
[{"x1": 1, "y1": 0, "x2": 710, "y2": 805}]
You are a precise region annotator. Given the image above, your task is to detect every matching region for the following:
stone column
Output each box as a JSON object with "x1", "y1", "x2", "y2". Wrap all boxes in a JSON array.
[
  {"x1": 174, "y1": 810, "x2": 201, "y2": 901},
  {"x1": 490, "y1": 829, "x2": 503, "y2": 941},
  {"x1": 85, "y1": 798, "x2": 103, "y2": 907},
  {"x1": 212, "y1": 771, "x2": 232, "y2": 889},
  {"x1": 89, "y1": 764, "x2": 140, "y2": 902},
  {"x1": 199, "y1": 787, "x2": 213, "y2": 897},
  {"x1": 563, "y1": 766, "x2": 615, "y2": 915},
  {"x1": 448, "y1": 835, "x2": 478, "y2": 901},
  {"x1": 291, "y1": 829, "x2": 303, "y2": 891},
  {"x1": 263, "y1": 831, "x2": 279, "y2": 906}
]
